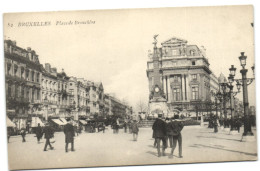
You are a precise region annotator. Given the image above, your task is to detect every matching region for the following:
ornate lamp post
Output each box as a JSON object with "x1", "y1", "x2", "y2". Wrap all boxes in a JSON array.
[
  {"x1": 231, "y1": 52, "x2": 255, "y2": 136},
  {"x1": 227, "y1": 70, "x2": 241, "y2": 130}
]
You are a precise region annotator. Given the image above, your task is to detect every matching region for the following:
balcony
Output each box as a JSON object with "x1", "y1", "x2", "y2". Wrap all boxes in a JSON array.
[
  {"x1": 6, "y1": 96, "x2": 30, "y2": 105},
  {"x1": 42, "y1": 100, "x2": 58, "y2": 105}
]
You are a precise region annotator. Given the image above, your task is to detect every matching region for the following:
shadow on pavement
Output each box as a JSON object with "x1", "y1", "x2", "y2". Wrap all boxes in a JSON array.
[
  {"x1": 196, "y1": 135, "x2": 242, "y2": 142},
  {"x1": 146, "y1": 151, "x2": 158, "y2": 157},
  {"x1": 190, "y1": 144, "x2": 257, "y2": 156}
]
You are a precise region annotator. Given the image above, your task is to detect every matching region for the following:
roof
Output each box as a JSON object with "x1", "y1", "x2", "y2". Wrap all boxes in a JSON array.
[{"x1": 161, "y1": 36, "x2": 188, "y2": 45}]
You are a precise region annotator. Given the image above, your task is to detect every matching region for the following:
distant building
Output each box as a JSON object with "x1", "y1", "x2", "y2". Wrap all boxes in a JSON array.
[
  {"x1": 146, "y1": 36, "x2": 219, "y2": 115},
  {"x1": 104, "y1": 94, "x2": 132, "y2": 118}
]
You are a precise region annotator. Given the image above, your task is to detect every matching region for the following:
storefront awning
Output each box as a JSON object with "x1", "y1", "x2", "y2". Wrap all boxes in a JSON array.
[
  {"x1": 7, "y1": 117, "x2": 16, "y2": 127},
  {"x1": 79, "y1": 120, "x2": 88, "y2": 125},
  {"x1": 60, "y1": 118, "x2": 68, "y2": 124},
  {"x1": 52, "y1": 119, "x2": 66, "y2": 125},
  {"x1": 31, "y1": 117, "x2": 44, "y2": 127}
]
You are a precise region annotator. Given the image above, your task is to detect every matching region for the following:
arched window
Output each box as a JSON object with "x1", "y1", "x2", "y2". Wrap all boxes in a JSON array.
[{"x1": 190, "y1": 50, "x2": 195, "y2": 56}]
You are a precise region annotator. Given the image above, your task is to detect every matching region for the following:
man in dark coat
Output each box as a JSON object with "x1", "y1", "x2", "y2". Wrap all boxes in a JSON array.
[
  {"x1": 43, "y1": 123, "x2": 54, "y2": 151},
  {"x1": 169, "y1": 115, "x2": 184, "y2": 158},
  {"x1": 21, "y1": 127, "x2": 26, "y2": 142},
  {"x1": 152, "y1": 114, "x2": 167, "y2": 157},
  {"x1": 64, "y1": 119, "x2": 75, "y2": 152},
  {"x1": 35, "y1": 123, "x2": 43, "y2": 144}
]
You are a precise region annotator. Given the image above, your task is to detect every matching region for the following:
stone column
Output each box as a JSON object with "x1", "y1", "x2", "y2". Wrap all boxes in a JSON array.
[
  {"x1": 186, "y1": 74, "x2": 190, "y2": 101},
  {"x1": 163, "y1": 76, "x2": 167, "y2": 96},
  {"x1": 182, "y1": 75, "x2": 185, "y2": 101},
  {"x1": 167, "y1": 75, "x2": 172, "y2": 103}
]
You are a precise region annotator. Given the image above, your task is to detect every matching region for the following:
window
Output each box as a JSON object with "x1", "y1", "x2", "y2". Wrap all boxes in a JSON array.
[
  {"x1": 173, "y1": 75, "x2": 180, "y2": 83},
  {"x1": 14, "y1": 65, "x2": 18, "y2": 76},
  {"x1": 70, "y1": 83, "x2": 73, "y2": 86},
  {"x1": 192, "y1": 74, "x2": 197, "y2": 80},
  {"x1": 173, "y1": 88, "x2": 181, "y2": 101},
  {"x1": 192, "y1": 61, "x2": 196, "y2": 65},
  {"x1": 7, "y1": 63, "x2": 11, "y2": 75},
  {"x1": 7, "y1": 84, "x2": 12, "y2": 96},
  {"x1": 192, "y1": 86, "x2": 199, "y2": 100},
  {"x1": 14, "y1": 85, "x2": 18, "y2": 98},
  {"x1": 36, "y1": 73, "x2": 39, "y2": 82},
  {"x1": 21, "y1": 87, "x2": 24, "y2": 98},
  {"x1": 37, "y1": 90, "x2": 40, "y2": 100},
  {"x1": 32, "y1": 89, "x2": 35, "y2": 102},
  {"x1": 190, "y1": 50, "x2": 195, "y2": 56},
  {"x1": 26, "y1": 70, "x2": 29, "y2": 79},
  {"x1": 172, "y1": 49, "x2": 178, "y2": 56},
  {"x1": 69, "y1": 89, "x2": 74, "y2": 95},
  {"x1": 21, "y1": 67, "x2": 24, "y2": 79},
  {"x1": 31, "y1": 71, "x2": 35, "y2": 82}
]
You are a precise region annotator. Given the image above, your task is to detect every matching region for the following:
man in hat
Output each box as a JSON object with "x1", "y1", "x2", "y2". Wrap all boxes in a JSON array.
[
  {"x1": 152, "y1": 113, "x2": 167, "y2": 157},
  {"x1": 169, "y1": 115, "x2": 184, "y2": 158},
  {"x1": 64, "y1": 118, "x2": 75, "y2": 152},
  {"x1": 35, "y1": 123, "x2": 43, "y2": 144},
  {"x1": 43, "y1": 123, "x2": 54, "y2": 151}
]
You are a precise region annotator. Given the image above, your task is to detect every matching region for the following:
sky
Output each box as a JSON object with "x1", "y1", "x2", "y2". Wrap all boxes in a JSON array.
[{"x1": 3, "y1": 5, "x2": 255, "y2": 108}]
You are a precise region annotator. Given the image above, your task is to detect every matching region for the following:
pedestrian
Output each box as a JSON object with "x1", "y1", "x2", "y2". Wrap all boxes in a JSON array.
[
  {"x1": 35, "y1": 123, "x2": 43, "y2": 144},
  {"x1": 102, "y1": 123, "x2": 106, "y2": 133},
  {"x1": 235, "y1": 118, "x2": 242, "y2": 133},
  {"x1": 213, "y1": 117, "x2": 218, "y2": 133},
  {"x1": 116, "y1": 118, "x2": 120, "y2": 134},
  {"x1": 20, "y1": 127, "x2": 26, "y2": 142},
  {"x1": 132, "y1": 120, "x2": 139, "y2": 141},
  {"x1": 64, "y1": 119, "x2": 75, "y2": 152},
  {"x1": 7, "y1": 127, "x2": 12, "y2": 143},
  {"x1": 152, "y1": 114, "x2": 167, "y2": 157},
  {"x1": 123, "y1": 121, "x2": 127, "y2": 133},
  {"x1": 128, "y1": 120, "x2": 133, "y2": 134},
  {"x1": 74, "y1": 124, "x2": 78, "y2": 136},
  {"x1": 169, "y1": 115, "x2": 184, "y2": 158},
  {"x1": 43, "y1": 123, "x2": 54, "y2": 151},
  {"x1": 165, "y1": 117, "x2": 171, "y2": 148}
]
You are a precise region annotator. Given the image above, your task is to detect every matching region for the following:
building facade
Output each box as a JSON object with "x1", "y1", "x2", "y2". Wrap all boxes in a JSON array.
[
  {"x1": 4, "y1": 40, "x2": 42, "y2": 128},
  {"x1": 146, "y1": 36, "x2": 218, "y2": 114},
  {"x1": 56, "y1": 69, "x2": 70, "y2": 118},
  {"x1": 41, "y1": 63, "x2": 59, "y2": 120}
]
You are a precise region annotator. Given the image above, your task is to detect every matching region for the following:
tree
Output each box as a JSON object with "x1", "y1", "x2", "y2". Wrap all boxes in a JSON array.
[{"x1": 135, "y1": 99, "x2": 148, "y2": 113}]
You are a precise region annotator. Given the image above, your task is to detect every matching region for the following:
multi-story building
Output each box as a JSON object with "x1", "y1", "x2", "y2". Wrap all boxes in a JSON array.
[
  {"x1": 146, "y1": 36, "x2": 218, "y2": 114},
  {"x1": 105, "y1": 94, "x2": 130, "y2": 118},
  {"x1": 68, "y1": 77, "x2": 88, "y2": 119},
  {"x1": 104, "y1": 94, "x2": 111, "y2": 116},
  {"x1": 86, "y1": 81, "x2": 105, "y2": 117},
  {"x1": 41, "y1": 63, "x2": 59, "y2": 120},
  {"x1": 4, "y1": 40, "x2": 42, "y2": 129},
  {"x1": 56, "y1": 69, "x2": 70, "y2": 118}
]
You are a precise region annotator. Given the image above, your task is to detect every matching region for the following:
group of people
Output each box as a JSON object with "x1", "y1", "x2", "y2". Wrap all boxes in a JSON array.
[
  {"x1": 12, "y1": 119, "x2": 76, "y2": 153},
  {"x1": 208, "y1": 116, "x2": 243, "y2": 133},
  {"x1": 112, "y1": 118, "x2": 139, "y2": 141},
  {"x1": 152, "y1": 114, "x2": 184, "y2": 158}
]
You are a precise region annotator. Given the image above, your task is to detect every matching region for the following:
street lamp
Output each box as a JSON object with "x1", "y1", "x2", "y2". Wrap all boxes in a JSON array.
[
  {"x1": 232, "y1": 52, "x2": 255, "y2": 137},
  {"x1": 226, "y1": 67, "x2": 241, "y2": 131}
]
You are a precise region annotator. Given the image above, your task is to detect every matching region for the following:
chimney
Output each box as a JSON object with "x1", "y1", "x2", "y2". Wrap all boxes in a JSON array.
[
  {"x1": 51, "y1": 67, "x2": 57, "y2": 73},
  {"x1": 45, "y1": 63, "x2": 51, "y2": 73},
  {"x1": 12, "y1": 41, "x2": 16, "y2": 46},
  {"x1": 27, "y1": 47, "x2": 31, "y2": 52}
]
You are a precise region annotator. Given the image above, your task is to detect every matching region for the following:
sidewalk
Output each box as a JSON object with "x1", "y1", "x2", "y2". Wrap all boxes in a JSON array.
[{"x1": 7, "y1": 125, "x2": 258, "y2": 170}]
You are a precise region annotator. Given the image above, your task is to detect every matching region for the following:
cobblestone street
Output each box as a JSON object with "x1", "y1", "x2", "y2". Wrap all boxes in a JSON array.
[{"x1": 8, "y1": 125, "x2": 257, "y2": 170}]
